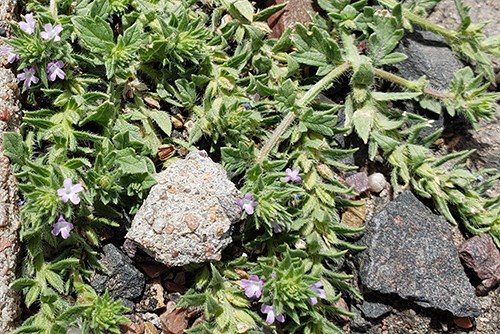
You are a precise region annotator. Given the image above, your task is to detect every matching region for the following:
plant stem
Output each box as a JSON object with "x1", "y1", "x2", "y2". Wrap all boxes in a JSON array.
[
  {"x1": 378, "y1": 0, "x2": 457, "y2": 40},
  {"x1": 257, "y1": 61, "x2": 351, "y2": 164},
  {"x1": 373, "y1": 68, "x2": 453, "y2": 99}
]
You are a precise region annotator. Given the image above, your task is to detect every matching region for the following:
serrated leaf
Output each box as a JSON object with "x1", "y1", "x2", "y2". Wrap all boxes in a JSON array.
[
  {"x1": 72, "y1": 16, "x2": 114, "y2": 53},
  {"x1": 2, "y1": 132, "x2": 26, "y2": 165},
  {"x1": 150, "y1": 111, "x2": 172, "y2": 136},
  {"x1": 25, "y1": 284, "x2": 41, "y2": 307},
  {"x1": 10, "y1": 278, "x2": 37, "y2": 290},
  {"x1": 352, "y1": 106, "x2": 375, "y2": 144}
]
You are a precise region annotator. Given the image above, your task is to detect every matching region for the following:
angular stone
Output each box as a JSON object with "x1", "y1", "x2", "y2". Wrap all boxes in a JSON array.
[
  {"x1": 394, "y1": 30, "x2": 463, "y2": 90},
  {"x1": 459, "y1": 233, "x2": 500, "y2": 295},
  {"x1": 360, "y1": 300, "x2": 393, "y2": 319},
  {"x1": 345, "y1": 172, "x2": 369, "y2": 194},
  {"x1": 126, "y1": 151, "x2": 241, "y2": 267},
  {"x1": 357, "y1": 191, "x2": 480, "y2": 317},
  {"x1": 90, "y1": 244, "x2": 145, "y2": 302}
]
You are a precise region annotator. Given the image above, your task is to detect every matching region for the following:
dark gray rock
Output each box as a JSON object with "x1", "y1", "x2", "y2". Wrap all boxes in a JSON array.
[
  {"x1": 91, "y1": 244, "x2": 145, "y2": 303},
  {"x1": 357, "y1": 191, "x2": 480, "y2": 317},
  {"x1": 350, "y1": 306, "x2": 375, "y2": 333},
  {"x1": 394, "y1": 30, "x2": 463, "y2": 90},
  {"x1": 360, "y1": 300, "x2": 393, "y2": 319}
]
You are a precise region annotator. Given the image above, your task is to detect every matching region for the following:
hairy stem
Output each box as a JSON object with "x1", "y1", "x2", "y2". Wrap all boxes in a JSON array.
[
  {"x1": 373, "y1": 68, "x2": 453, "y2": 99},
  {"x1": 378, "y1": 0, "x2": 457, "y2": 40},
  {"x1": 257, "y1": 61, "x2": 351, "y2": 164}
]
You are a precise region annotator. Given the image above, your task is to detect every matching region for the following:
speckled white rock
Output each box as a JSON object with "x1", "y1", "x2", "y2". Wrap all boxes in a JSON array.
[{"x1": 125, "y1": 151, "x2": 241, "y2": 267}]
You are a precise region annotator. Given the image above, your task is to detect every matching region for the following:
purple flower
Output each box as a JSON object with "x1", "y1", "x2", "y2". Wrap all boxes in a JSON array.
[
  {"x1": 47, "y1": 60, "x2": 65, "y2": 81},
  {"x1": 57, "y1": 178, "x2": 84, "y2": 204},
  {"x1": 19, "y1": 13, "x2": 36, "y2": 35},
  {"x1": 0, "y1": 45, "x2": 19, "y2": 63},
  {"x1": 310, "y1": 281, "x2": 326, "y2": 305},
  {"x1": 40, "y1": 23, "x2": 63, "y2": 42},
  {"x1": 236, "y1": 193, "x2": 258, "y2": 215},
  {"x1": 17, "y1": 66, "x2": 39, "y2": 89},
  {"x1": 281, "y1": 168, "x2": 301, "y2": 183},
  {"x1": 271, "y1": 221, "x2": 283, "y2": 233},
  {"x1": 260, "y1": 304, "x2": 285, "y2": 325},
  {"x1": 240, "y1": 275, "x2": 264, "y2": 299},
  {"x1": 51, "y1": 215, "x2": 74, "y2": 239}
]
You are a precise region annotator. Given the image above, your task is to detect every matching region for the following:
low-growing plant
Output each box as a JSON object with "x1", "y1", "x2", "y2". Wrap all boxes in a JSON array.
[{"x1": 1, "y1": 0, "x2": 499, "y2": 333}]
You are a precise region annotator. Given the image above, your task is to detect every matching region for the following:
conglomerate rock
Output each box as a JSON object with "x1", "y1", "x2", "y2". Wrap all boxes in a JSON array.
[
  {"x1": 126, "y1": 151, "x2": 241, "y2": 267},
  {"x1": 0, "y1": 0, "x2": 22, "y2": 331}
]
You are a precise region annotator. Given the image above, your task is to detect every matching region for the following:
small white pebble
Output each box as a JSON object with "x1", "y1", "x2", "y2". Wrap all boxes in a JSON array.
[{"x1": 368, "y1": 173, "x2": 387, "y2": 193}]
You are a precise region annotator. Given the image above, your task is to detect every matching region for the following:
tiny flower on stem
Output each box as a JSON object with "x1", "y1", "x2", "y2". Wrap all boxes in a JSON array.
[
  {"x1": 57, "y1": 178, "x2": 84, "y2": 204},
  {"x1": 40, "y1": 23, "x2": 63, "y2": 42},
  {"x1": 51, "y1": 215, "x2": 74, "y2": 239},
  {"x1": 19, "y1": 13, "x2": 36, "y2": 35},
  {"x1": 271, "y1": 221, "x2": 283, "y2": 233},
  {"x1": 236, "y1": 193, "x2": 258, "y2": 215},
  {"x1": 281, "y1": 168, "x2": 301, "y2": 183},
  {"x1": 17, "y1": 66, "x2": 39, "y2": 89},
  {"x1": 240, "y1": 275, "x2": 264, "y2": 299},
  {"x1": 47, "y1": 60, "x2": 65, "y2": 81},
  {"x1": 260, "y1": 304, "x2": 285, "y2": 325},
  {"x1": 310, "y1": 281, "x2": 326, "y2": 305},
  {"x1": 0, "y1": 45, "x2": 19, "y2": 63}
]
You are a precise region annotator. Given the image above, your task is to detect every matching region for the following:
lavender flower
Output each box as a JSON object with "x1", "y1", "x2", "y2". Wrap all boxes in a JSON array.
[
  {"x1": 47, "y1": 60, "x2": 65, "y2": 81},
  {"x1": 236, "y1": 193, "x2": 258, "y2": 215},
  {"x1": 57, "y1": 178, "x2": 84, "y2": 204},
  {"x1": 51, "y1": 215, "x2": 74, "y2": 239},
  {"x1": 240, "y1": 275, "x2": 264, "y2": 299},
  {"x1": 17, "y1": 67, "x2": 39, "y2": 89},
  {"x1": 40, "y1": 23, "x2": 63, "y2": 42},
  {"x1": 19, "y1": 13, "x2": 36, "y2": 34},
  {"x1": 281, "y1": 168, "x2": 301, "y2": 183},
  {"x1": 310, "y1": 281, "x2": 326, "y2": 305},
  {"x1": 0, "y1": 45, "x2": 19, "y2": 63},
  {"x1": 260, "y1": 304, "x2": 285, "y2": 325},
  {"x1": 271, "y1": 221, "x2": 283, "y2": 233}
]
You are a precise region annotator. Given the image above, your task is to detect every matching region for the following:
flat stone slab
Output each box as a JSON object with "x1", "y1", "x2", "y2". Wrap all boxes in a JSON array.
[
  {"x1": 357, "y1": 191, "x2": 480, "y2": 317},
  {"x1": 125, "y1": 151, "x2": 241, "y2": 267}
]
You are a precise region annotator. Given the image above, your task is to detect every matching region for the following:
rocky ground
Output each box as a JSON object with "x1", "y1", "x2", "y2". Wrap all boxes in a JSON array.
[{"x1": 0, "y1": 1, "x2": 499, "y2": 334}]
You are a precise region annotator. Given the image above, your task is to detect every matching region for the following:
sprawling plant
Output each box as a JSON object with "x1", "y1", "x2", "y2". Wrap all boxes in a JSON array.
[{"x1": 1, "y1": 0, "x2": 499, "y2": 333}]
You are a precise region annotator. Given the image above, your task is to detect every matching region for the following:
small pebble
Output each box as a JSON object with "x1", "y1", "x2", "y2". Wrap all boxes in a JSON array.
[{"x1": 368, "y1": 173, "x2": 387, "y2": 193}]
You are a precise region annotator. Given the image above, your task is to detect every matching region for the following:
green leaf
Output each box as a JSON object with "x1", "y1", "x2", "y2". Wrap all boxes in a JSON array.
[
  {"x1": 115, "y1": 149, "x2": 148, "y2": 174},
  {"x1": 72, "y1": 16, "x2": 114, "y2": 53},
  {"x1": 352, "y1": 106, "x2": 375, "y2": 144},
  {"x1": 231, "y1": 0, "x2": 255, "y2": 24},
  {"x1": 25, "y1": 284, "x2": 41, "y2": 307},
  {"x1": 150, "y1": 111, "x2": 172, "y2": 136},
  {"x1": 10, "y1": 278, "x2": 37, "y2": 290},
  {"x1": 254, "y1": 2, "x2": 287, "y2": 21},
  {"x1": 80, "y1": 101, "x2": 116, "y2": 126},
  {"x1": 2, "y1": 132, "x2": 26, "y2": 165},
  {"x1": 47, "y1": 258, "x2": 80, "y2": 271},
  {"x1": 44, "y1": 270, "x2": 65, "y2": 293},
  {"x1": 90, "y1": 0, "x2": 112, "y2": 18}
]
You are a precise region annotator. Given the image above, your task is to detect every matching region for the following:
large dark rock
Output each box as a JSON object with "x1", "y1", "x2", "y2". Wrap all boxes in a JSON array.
[
  {"x1": 91, "y1": 244, "x2": 145, "y2": 304},
  {"x1": 357, "y1": 191, "x2": 480, "y2": 317},
  {"x1": 394, "y1": 30, "x2": 463, "y2": 90}
]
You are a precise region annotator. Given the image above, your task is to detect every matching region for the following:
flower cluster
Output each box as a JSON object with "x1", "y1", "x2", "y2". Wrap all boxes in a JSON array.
[
  {"x1": 6, "y1": 13, "x2": 66, "y2": 89},
  {"x1": 51, "y1": 179, "x2": 84, "y2": 239},
  {"x1": 239, "y1": 272, "x2": 326, "y2": 325}
]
